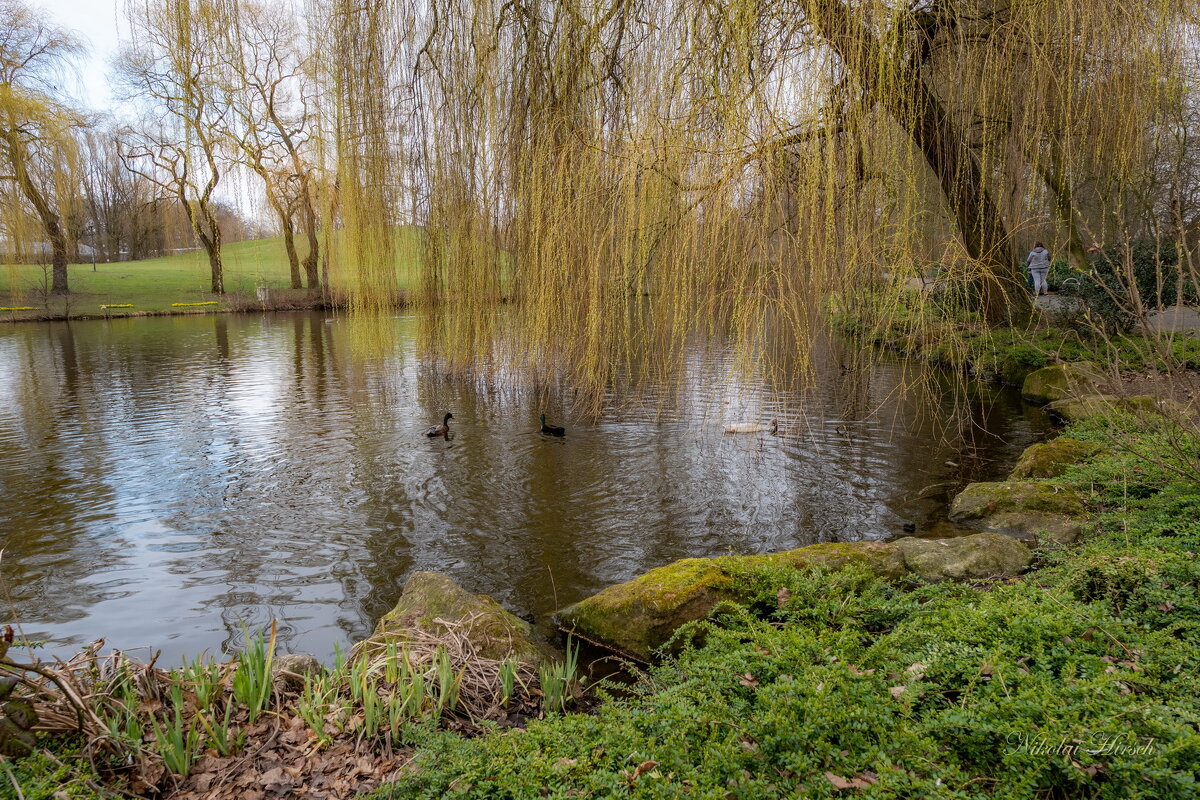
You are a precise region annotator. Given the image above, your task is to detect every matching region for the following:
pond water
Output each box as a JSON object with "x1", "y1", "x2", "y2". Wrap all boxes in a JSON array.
[{"x1": 0, "y1": 312, "x2": 1050, "y2": 663}]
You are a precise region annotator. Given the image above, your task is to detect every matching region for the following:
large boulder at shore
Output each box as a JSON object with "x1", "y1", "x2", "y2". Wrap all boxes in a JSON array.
[
  {"x1": 949, "y1": 481, "x2": 1085, "y2": 545},
  {"x1": 1044, "y1": 394, "x2": 1118, "y2": 423},
  {"x1": 1009, "y1": 437, "x2": 1103, "y2": 480},
  {"x1": 1021, "y1": 363, "x2": 1105, "y2": 405},
  {"x1": 893, "y1": 533, "x2": 1033, "y2": 581},
  {"x1": 366, "y1": 572, "x2": 542, "y2": 663},
  {"x1": 556, "y1": 558, "x2": 734, "y2": 661},
  {"x1": 738, "y1": 541, "x2": 907, "y2": 579},
  {"x1": 1044, "y1": 394, "x2": 1190, "y2": 424},
  {"x1": 556, "y1": 541, "x2": 904, "y2": 661}
]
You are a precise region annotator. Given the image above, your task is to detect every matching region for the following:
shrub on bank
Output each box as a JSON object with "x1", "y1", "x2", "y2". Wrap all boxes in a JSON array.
[
  {"x1": 1061, "y1": 242, "x2": 1198, "y2": 332},
  {"x1": 834, "y1": 290, "x2": 1200, "y2": 382},
  {"x1": 383, "y1": 560, "x2": 1199, "y2": 798}
]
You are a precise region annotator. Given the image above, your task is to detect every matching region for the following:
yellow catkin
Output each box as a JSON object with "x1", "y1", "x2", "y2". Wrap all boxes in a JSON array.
[{"x1": 313, "y1": 0, "x2": 1192, "y2": 409}]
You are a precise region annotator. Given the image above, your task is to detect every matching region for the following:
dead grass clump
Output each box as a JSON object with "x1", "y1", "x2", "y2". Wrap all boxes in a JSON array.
[{"x1": 0, "y1": 618, "x2": 577, "y2": 798}]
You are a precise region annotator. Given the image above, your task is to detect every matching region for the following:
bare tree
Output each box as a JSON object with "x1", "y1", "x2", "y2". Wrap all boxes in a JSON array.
[
  {"x1": 79, "y1": 124, "x2": 138, "y2": 261},
  {"x1": 118, "y1": 0, "x2": 232, "y2": 293},
  {"x1": 79, "y1": 123, "x2": 202, "y2": 261},
  {"x1": 118, "y1": 120, "x2": 227, "y2": 289},
  {"x1": 221, "y1": 0, "x2": 322, "y2": 290}
]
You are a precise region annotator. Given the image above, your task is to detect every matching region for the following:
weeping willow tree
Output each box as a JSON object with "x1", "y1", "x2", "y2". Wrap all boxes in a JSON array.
[
  {"x1": 0, "y1": 0, "x2": 1188, "y2": 367},
  {"x1": 291, "y1": 0, "x2": 1192, "y2": 395},
  {"x1": 320, "y1": 0, "x2": 404, "y2": 314},
  {"x1": 0, "y1": 0, "x2": 84, "y2": 295}
]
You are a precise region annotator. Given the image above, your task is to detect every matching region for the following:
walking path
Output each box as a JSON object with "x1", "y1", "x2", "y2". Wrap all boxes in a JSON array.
[{"x1": 1146, "y1": 306, "x2": 1200, "y2": 333}]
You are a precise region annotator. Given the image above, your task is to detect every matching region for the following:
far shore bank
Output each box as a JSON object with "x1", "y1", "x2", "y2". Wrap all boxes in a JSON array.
[
  {"x1": 1, "y1": 232, "x2": 423, "y2": 322},
  {"x1": 1, "y1": 288, "x2": 339, "y2": 323}
]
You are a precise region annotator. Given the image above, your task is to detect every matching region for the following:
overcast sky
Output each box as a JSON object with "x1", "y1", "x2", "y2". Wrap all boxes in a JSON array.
[{"x1": 37, "y1": 0, "x2": 126, "y2": 111}]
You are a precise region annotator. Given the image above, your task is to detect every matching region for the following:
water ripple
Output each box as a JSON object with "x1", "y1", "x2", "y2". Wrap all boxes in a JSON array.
[{"x1": 0, "y1": 314, "x2": 1049, "y2": 663}]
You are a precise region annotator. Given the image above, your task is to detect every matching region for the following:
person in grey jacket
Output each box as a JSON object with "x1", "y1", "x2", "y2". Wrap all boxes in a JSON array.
[{"x1": 1026, "y1": 242, "x2": 1052, "y2": 296}]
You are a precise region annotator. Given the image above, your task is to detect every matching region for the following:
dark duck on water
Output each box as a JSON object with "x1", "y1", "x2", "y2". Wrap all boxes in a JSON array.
[
  {"x1": 539, "y1": 414, "x2": 566, "y2": 436},
  {"x1": 426, "y1": 412, "x2": 454, "y2": 437}
]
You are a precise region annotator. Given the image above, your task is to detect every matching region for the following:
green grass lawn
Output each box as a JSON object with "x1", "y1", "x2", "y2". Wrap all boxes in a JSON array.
[{"x1": 0, "y1": 230, "x2": 424, "y2": 320}]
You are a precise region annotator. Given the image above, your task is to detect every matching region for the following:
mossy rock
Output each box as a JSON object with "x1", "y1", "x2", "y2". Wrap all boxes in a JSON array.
[
  {"x1": 556, "y1": 558, "x2": 735, "y2": 661},
  {"x1": 0, "y1": 676, "x2": 36, "y2": 758},
  {"x1": 966, "y1": 511, "x2": 1082, "y2": 545},
  {"x1": 894, "y1": 533, "x2": 1033, "y2": 581},
  {"x1": 369, "y1": 572, "x2": 542, "y2": 663},
  {"x1": 1009, "y1": 437, "x2": 1103, "y2": 479},
  {"x1": 273, "y1": 654, "x2": 325, "y2": 688},
  {"x1": 950, "y1": 481, "x2": 1084, "y2": 518},
  {"x1": 556, "y1": 542, "x2": 904, "y2": 661},
  {"x1": 949, "y1": 481, "x2": 1085, "y2": 545},
  {"x1": 1020, "y1": 362, "x2": 1104, "y2": 405},
  {"x1": 1044, "y1": 394, "x2": 1189, "y2": 424},
  {"x1": 738, "y1": 541, "x2": 906, "y2": 579},
  {"x1": 1042, "y1": 394, "x2": 1119, "y2": 423}
]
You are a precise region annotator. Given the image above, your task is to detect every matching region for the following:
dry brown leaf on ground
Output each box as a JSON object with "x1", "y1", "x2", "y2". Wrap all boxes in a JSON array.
[
  {"x1": 824, "y1": 770, "x2": 878, "y2": 790},
  {"x1": 619, "y1": 759, "x2": 659, "y2": 784}
]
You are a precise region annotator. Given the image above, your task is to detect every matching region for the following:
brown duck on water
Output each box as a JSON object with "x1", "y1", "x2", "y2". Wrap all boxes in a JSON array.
[{"x1": 426, "y1": 412, "x2": 454, "y2": 437}]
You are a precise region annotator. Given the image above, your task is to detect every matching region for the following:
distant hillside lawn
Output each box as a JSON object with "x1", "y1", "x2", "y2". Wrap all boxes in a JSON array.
[{"x1": 0, "y1": 232, "x2": 423, "y2": 319}]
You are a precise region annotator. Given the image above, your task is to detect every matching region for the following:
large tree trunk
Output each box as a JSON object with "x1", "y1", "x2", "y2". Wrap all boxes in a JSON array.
[
  {"x1": 1035, "y1": 139, "x2": 1089, "y2": 270},
  {"x1": 49, "y1": 228, "x2": 68, "y2": 293},
  {"x1": 3, "y1": 127, "x2": 70, "y2": 293},
  {"x1": 282, "y1": 214, "x2": 302, "y2": 289},
  {"x1": 801, "y1": 0, "x2": 1029, "y2": 323},
  {"x1": 195, "y1": 226, "x2": 224, "y2": 294},
  {"x1": 201, "y1": 214, "x2": 224, "y2": 295},
  {"x1": 206, "y1": 247, "x2": 223, "y2": 294},
  {"x1": 300, "y1": 188, "x2": 321, "y2": 291},
  {"x1": 186, "y1": 199, "x2": 225, "y2": 294}
]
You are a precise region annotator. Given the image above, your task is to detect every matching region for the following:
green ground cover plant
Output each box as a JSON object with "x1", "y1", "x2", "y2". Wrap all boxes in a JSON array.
[{"x1": 0, "y1": 737, "x2": 106, "y2": 799}]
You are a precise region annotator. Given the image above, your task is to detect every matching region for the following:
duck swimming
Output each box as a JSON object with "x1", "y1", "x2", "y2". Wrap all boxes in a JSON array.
[
  {"x1": 540, "y1": 414, "x2": 566, "y2": 436},
  {"x1": 426, "y1": 412, "x2": 454, "y2": 437}
]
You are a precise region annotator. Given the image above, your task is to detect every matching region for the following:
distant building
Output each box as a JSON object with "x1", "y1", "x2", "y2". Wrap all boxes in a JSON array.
[{"x1": 0, "y1": 240, "x2": 96, "y2": 262}]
